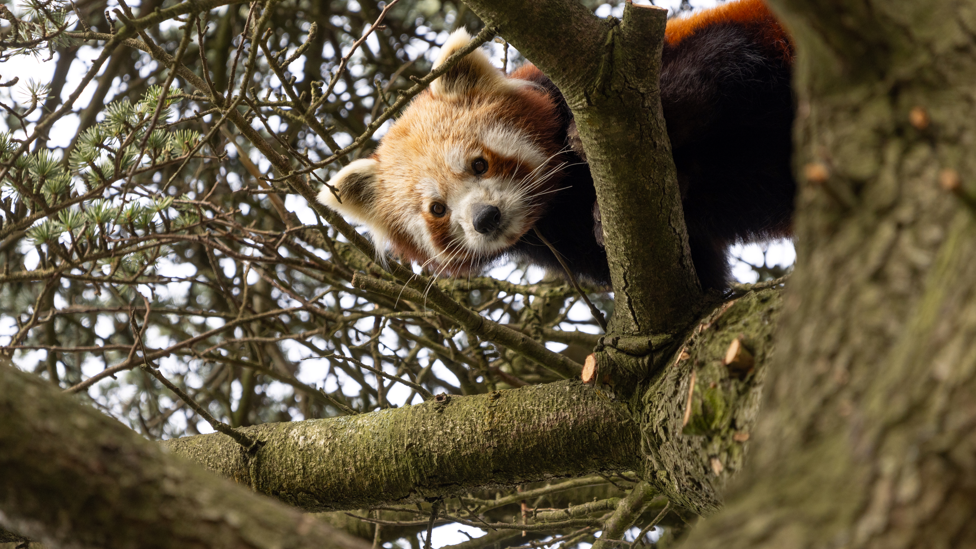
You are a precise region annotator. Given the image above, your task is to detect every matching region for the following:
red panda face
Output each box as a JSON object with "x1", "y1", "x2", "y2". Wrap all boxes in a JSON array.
[{"x1": 319, "y1": 30, "x2": 565, "y2": 276}]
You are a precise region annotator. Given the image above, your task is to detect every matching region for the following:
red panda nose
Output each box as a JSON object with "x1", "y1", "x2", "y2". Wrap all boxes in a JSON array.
[{"x1": 473, "y1": 204, "x2": 502, "y2": 235}]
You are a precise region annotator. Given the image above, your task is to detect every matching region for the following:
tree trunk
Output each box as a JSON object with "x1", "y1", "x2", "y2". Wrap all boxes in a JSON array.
[{"x1": 680, "y1": 0, "x2": 976, "y2": 546}]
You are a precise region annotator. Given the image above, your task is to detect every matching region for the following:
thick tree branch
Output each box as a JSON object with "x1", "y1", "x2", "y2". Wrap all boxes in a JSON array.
[
  {"x1": 0, "y1": 359, "x2": 372, "y2": 549},
  {"x1": 164, "y1": 380, "x2": 640, "y2": 510},
  {"x1": 154, "y1": 286, "x2": 783, "y2": 518}
]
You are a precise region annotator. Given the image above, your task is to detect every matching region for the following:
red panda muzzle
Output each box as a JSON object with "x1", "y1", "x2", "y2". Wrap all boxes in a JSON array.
[{"x1": 473, "y1": 205, "x2": 503, "y2": 235}]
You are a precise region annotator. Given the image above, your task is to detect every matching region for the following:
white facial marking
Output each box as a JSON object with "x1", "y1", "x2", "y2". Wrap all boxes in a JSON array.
[
  {"x1": 452, "y1": 176, "x2": 532, "y2": 256},
  {"x1": 412, "y1": 127, "x2": 554, "y2": 260},
  {"x1": 396, "y1": 177, "x2": 443, "y2": 260},
  {"x1": 444, "y1": 146, "x2": 467, "y2": 174},
  {"x1": 480, "y1": 126, "x2": 547, "y2": 169},
  {"x1": 418, "y1": 177, "x2": 440, "y2": 197}
]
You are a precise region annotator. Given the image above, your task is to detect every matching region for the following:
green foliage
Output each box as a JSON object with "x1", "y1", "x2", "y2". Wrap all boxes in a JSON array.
[
  {"x1": 0, "y1": 132, "x2": 15, "y2": 160},
  {"x1": 26, "y1": 218, "x2": 64, "y2": 245},
  {"x1": 20, "y1": 79, "x2": 52, "y2": 105},
  {"x1": 172, "y1": 129, "x2": 201, "y2": 155},
  {"x1": 104, "y1": 98, "x2": 136, "y2": 134},
  {"x1": 41, "y1": 171, "x2": 71, "y2": 200},
  {"x1": 58, "y1": 208, "x2": 84, "y2": 233},
  {"x1": 85, "y1": 199, "x2": 118, "y2": 226},
  {"x1": 0, "y1": 0, "x2": 74, "y2": 59},
  {"x1": 29, "y1": 149, "x2": 61, "y2": 180}
]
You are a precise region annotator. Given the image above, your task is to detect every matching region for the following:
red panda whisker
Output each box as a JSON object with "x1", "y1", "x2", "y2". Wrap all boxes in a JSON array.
[
  {"x1": 423, "y1": 241, "x2": 463, "y2": 271},
  {"x1": 528, "y1": 186, "x2": 573, "y2": 199},
  {"x1": 513, "y1": 150, "x2": 566, "y2": 187},
  {"x1": 527, "y1": 158, "x2": 578, "y2": 183},
  {"x1": 423, "y1": 249, "x2": 456, "y2": 301},
  {"x1": 404, "y1": 240, "x2": 471, "y2": 306},
  {"x1": 517, "y1": 163, "x2": 571, "y2": 195},
  {"x1": 522, "y1": 149, "x2": 570, "y2": 180},
  {"x1": 528, "y1": 163, "x2": 584, "y2": 193},
  {"x1": 395, "y1": 270, "x2": 425, "y2": 311},
  {"x1": 425, "y1": 245, "x2": 470, "y2": 301},
  {"x1": 516, "y1": 163, "x2": 566, "y2": 194}
]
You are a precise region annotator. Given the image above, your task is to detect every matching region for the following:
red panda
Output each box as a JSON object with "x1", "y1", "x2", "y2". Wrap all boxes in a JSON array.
[{"x1": 318, "y1": 0, "x2": 794, "y2": 291}]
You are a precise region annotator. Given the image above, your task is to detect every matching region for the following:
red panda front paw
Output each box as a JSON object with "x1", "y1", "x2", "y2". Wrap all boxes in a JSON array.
[
  {"x1": 566, "y1": 120, "x2": 587, "y2": 162},
  {"x1": 592, "y1": 200, "x2": 604, "y2": 248}
]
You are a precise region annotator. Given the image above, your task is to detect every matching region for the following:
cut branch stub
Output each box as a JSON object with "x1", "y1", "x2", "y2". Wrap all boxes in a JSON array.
[
  {"x1": 723, "y1": 338, "x2": 755, "y2": 377},
  {"x1": 582, "y1": 353, "x2": 599, "y2": 385}
]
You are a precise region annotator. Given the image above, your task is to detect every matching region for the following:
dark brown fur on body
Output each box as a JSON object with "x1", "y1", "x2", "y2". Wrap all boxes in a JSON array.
[{"x1": 511, "y1": 0, "x2": 795, "y2": 290}]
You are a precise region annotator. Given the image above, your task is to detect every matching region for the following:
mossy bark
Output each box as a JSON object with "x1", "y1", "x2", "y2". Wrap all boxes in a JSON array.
[
  {"x1": 678, "y1": 0, "x2": 976, "y2": 546},
  {"x1": 637, "y1": 289, "x2": 782, "y2": 517},
  {"x1": 0, "y1": 359, "x2": 372, "y2": 549},
  {"x1": 165, "y1": 381, "x2": 641, "y2": 510}
]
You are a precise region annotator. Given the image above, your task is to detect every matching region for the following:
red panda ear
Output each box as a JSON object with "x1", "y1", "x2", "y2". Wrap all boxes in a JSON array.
[
  {"x1": 430, "y1": 29, "x2": 520, "y2": 98},
  {"x1": 317, "y1": 158, "x2": 385, "y2": 232}
]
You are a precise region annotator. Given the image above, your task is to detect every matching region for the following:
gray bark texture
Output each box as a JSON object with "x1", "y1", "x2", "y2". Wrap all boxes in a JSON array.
[
  {"x1": 679, "y1": 0, "x2": 976, "y2": 546},
  {"x1": 0, "y1": 358, "x2": 372, "y2": 549},
  {"x1": 163, "y1": 381, "x2": 641, "y2": 510}
]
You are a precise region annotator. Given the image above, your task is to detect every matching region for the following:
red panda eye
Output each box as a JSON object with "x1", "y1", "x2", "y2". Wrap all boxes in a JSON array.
[
  {"x1": 471, "y1": 158, "x2": 488, "y2": 175},
  {"x1": 429, "y1": 202, "x2": 447, "y2": 217}
]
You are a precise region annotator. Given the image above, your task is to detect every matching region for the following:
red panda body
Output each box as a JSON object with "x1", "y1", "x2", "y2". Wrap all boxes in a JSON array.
[{"x1": 320, "y1": 0, "x2": 795, "y2": 291}]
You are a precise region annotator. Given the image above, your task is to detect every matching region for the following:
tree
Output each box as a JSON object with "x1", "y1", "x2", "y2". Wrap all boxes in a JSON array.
[{"x1": 2, "y1": 0, "x2": 972, "y2": 547}]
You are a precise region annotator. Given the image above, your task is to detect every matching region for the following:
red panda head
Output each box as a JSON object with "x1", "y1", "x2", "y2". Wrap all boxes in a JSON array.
[{"x1": 318, "y1": 30, "x2": 566, "y2": 275}]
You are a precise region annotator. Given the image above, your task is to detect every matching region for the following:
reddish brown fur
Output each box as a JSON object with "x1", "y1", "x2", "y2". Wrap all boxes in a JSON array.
[
  {"x1": 388, "y1": 225, "x2": 425, "y2": 264},
  {"x1": 399, "y1": 85, "x2": 565, "y2": 273},
  {"x1": 357, "y1": 70, "x2": 568, "y2": 275},
  {"x1": 665, "y1": 0, "x2": 792, "y2": 62}
]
